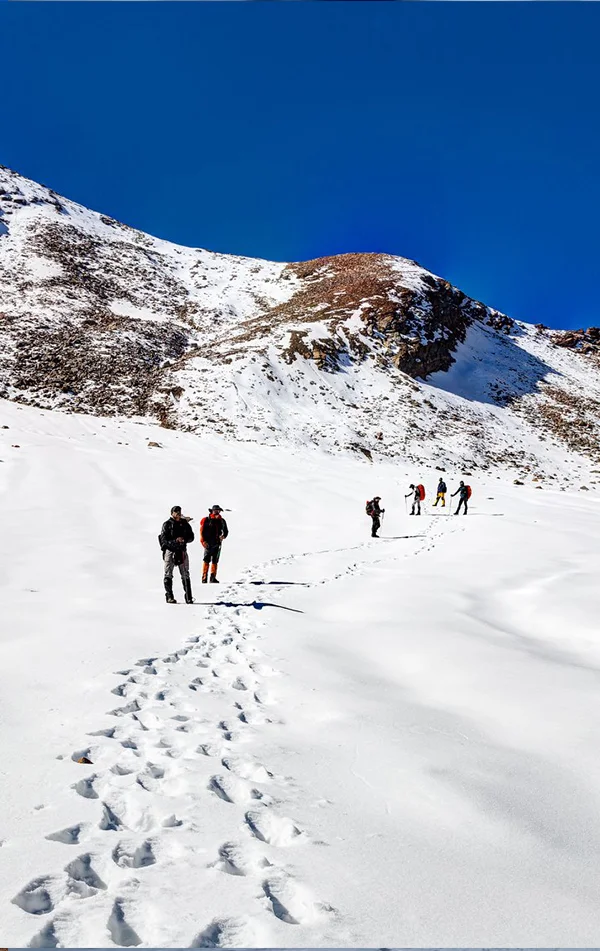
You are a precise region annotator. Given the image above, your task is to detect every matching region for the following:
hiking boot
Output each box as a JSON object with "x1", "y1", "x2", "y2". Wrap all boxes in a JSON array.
[
  {"x1": 209, "y1": 576, "x2": 219, "y2": 584},
  {"x1": 164, "y1": 578, "x2": 176, "y2": 603}
]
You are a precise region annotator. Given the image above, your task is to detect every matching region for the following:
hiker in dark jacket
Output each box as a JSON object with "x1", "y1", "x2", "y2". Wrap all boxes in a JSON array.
[
  {"x1": 433, "y1": 478, "x2": 447, "y2": 507},
  {"x1": 160, "y1": 505, "x2": 194, "y2": 603},
  {"x1": 452, "y1": 481, "x2": 469, "y2": 515},
  {"x1": 366, "y1": 497, "x2": 384, "y2": 538},
  {"x1": 405, "y1": 484, "x2": 422, "y2": 516},
  {"x1": 200, "y1": 504, "x2": 229, "y2": 583}
]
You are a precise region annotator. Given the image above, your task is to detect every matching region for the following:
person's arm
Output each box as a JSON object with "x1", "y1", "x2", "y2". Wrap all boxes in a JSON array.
[
  {"x1": 451, "y1": 489, "x2": 458, "y2": 497},
  {"x1": 186, "y1": 521, "x2": 195, "y2": 544},
  {"x1": 160, "y1": 521, "x2": 177, "y2": 552},
  {"x1": 221, "y1": 519, "x2": 229, "y2": 539},
  {"x1": 199, "y1": 517, "x2": 208, "y2": 547}
]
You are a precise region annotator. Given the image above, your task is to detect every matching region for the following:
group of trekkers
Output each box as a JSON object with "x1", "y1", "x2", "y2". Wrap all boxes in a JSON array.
[
  {"x1": 159, "y1": 504, "x2": 229, "y2": 604},
  {"x1": 160, "y1": 478, "x2": 471, "y2": 601},
  {"x1": 366, "y1": 479, "x2": 471, "y2": 538}
]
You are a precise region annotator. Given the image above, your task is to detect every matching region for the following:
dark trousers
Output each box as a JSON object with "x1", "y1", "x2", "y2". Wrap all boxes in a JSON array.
[
  {"x1": 456, "y1": 498, "x2": 468, "y2": 514},
  {"x1": 371, "y1": 515, "x2": 380, "y2": 537},
  {"x1": 203, "y1": 544, "x2": 222, "y2": 565}
]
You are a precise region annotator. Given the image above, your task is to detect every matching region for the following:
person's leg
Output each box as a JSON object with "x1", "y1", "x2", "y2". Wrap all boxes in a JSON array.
[
  {"x1": 180, "y1": 552, "x2": 193, "y2": 602},
  {"x1": 202, "y1": 548, "x2": 210, "y2": 583},
  {"x1": 163, "y1": 551, "x2": 176, "y2": 602},
  {"x1": 371, "y1": 515, "x2": 380, "y2": 537},
  {"x1": 416, "y1": 499, "x2": 421, "y2": 515},
  {"x1": 463, "y1": 499, "x2": 468, "y2": 515},
  {"x1": 441, "y1": 493, "x2": 445, "y2": 507},
  {"x1": 210, "y1": 545, "x2": 221, "y2": 582}
]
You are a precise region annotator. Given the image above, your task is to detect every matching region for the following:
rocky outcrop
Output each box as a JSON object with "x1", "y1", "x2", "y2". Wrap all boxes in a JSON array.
[
  {"x1": 241, "y1": 253, "x2": 492, "y2": 378},
  {"x1": 0, "y1": 309, "x2": 188, "y2": 420},
  {"x1": 552, "y1": 327, "x2": 600, "y2": 356}
]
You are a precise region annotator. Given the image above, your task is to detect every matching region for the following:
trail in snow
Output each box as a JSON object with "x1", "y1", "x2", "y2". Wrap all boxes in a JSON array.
[
  {"x1": 6, "y1": 403, "x2": 600, "y2": 947},
  {"x1": 15, "y1": 524, "x2": 439, "y2": 949}
]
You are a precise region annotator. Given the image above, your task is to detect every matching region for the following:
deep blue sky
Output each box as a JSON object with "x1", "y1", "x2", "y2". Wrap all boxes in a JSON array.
[{"x1": 1, "y1": 3, "x2": 599, "y2": 329}]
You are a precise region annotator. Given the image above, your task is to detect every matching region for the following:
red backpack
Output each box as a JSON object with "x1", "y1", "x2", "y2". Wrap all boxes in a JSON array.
[
  {"x1": 466, "y1": 485, "x2": 472, "y2": 499},
  {"x1": 417, "y1": 484, "x2": 425, "y2": 501}
]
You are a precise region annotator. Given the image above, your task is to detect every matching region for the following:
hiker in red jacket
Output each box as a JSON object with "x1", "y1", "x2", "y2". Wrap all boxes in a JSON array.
[{"x1": 200, "y1": 504, "x2": 229, "y2": 583}]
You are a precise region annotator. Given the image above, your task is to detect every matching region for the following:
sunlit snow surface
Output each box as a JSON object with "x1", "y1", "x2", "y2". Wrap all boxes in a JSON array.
[{"x1": 1, "y1": 401, "x2": 600, "y2": 946}]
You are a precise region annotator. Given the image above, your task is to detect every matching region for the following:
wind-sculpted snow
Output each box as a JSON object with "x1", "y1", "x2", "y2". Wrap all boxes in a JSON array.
[{"x1": 2, "y1": 164, "x2": 600, "y2": 481}]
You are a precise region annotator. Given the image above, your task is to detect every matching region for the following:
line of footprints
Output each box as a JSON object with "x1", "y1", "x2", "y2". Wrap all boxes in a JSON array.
[{"x1": 12, "y1": 601, "x2": 336, "y2": 948}]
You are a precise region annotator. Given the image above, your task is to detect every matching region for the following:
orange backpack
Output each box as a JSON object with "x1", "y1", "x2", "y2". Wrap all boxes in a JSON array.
[{"x1": 417, "y1": 484, "x2": 425, "y2": 501}]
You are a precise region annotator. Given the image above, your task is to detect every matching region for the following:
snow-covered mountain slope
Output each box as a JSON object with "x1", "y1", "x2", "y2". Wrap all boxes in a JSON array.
[
  {"x1": 2, "y1": 400, "x2": 600, "y2": 947},
  {"x1": 2, "y1": 164, "x2": 600, "y2": 485}
]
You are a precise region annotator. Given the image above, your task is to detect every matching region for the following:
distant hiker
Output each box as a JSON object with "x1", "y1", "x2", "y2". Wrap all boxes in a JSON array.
[
  {"x1": 159, "y1": 505, "x2": 194, "y2": 604},
  {"x1": 452, "y1": 481, "x2": 470, "y2": 515},
  {"x1": 432, "y1": 478, "x2": 447, "y2": 507},
  {"x1": 200, "y1": 504, "x2": 229, "y2": 583},
  {"x1": 405, "y1": 484, "x2": 424, "y2": 515},
  {"x1": 366, "y1": 497, "x2": 384, "y2": 537}
]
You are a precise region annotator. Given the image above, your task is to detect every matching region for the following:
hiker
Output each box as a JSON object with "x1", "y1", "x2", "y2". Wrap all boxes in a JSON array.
[
  {"x1": 452, "y1": 481, "x2": 469, "y2": 515},
  {"x1": 405, "y1": 484, "x2": 422, "y2": 515},
  {"x1": 200, "y1": 504, "x2": 229, "y2": 583},
  {"x1": 432, "y1": 477, "x2": 447, "y2": 507},
  {"x1": 159, "y1": 505, "x2": 194, "y2": 604},
  {"x1": 366, "y1": 497, "x2": 384, "y2": 537}
]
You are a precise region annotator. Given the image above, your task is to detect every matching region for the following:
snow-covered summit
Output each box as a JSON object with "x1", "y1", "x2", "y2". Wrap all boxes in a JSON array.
[{"x1": 1, "y1": 164, "x2": 599, "y2": 484}]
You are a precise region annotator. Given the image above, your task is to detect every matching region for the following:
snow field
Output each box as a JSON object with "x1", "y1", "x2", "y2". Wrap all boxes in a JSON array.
[{"x1": 1, "y1": 400, "x2": 600, "y2": 946}]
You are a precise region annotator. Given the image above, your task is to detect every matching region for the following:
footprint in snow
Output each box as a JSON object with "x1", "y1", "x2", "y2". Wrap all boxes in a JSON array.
[
  {"x1": 12, "y1": 878, "x2": 55, "y2": 915},
  {"x1": 65, "y1": 853, "x2": 106, "y2": 893},
  {"x1": 208, "y1": 774, "x2": 265, "y2": 805},
  {"x1": 221, "y1": 754, "x2": 273, "y2": 784},
  {"x1": 108, "y1": 700, "x2": 140, "y2": 718},
  {"x1": 70, "y1": 747, "x2": 92, "y2": 763},
  {"x1": 45, "y1": 824, "x2": 85, "y2": 845},
  {"x1": 244, "y1": 808, "x2": 305, "y2": 847},
  {"x1": 211, "y1": 840, "x2": 271, "y2": 877},
  {"x1": 189, "y1": 916, "x2": 255, "y2": 949},
  {"x1": 99, "y1": 803, "x2": 123, "y2": 832},
  {"x1": 28, "y1": 919, "x2": 59, "y2": 948},
  {"x1": 112, "y1": 839, "x2": 156, "y2": 869},
  {"x1": 72, "y1": 775, "x2": 98, "y2": 800},
  {"x1": 107, "y1": 899, "x2": 141, "y2": 948}
]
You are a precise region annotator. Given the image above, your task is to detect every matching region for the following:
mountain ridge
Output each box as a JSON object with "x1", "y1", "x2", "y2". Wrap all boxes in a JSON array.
[{"x1": 1, "y1": 164, "x2": 599, "y2": 486}]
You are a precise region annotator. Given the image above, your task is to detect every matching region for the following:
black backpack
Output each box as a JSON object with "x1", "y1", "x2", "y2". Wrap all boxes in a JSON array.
[{"x1": 366, "y1": 499, "x2": 375, "y2": 516}]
